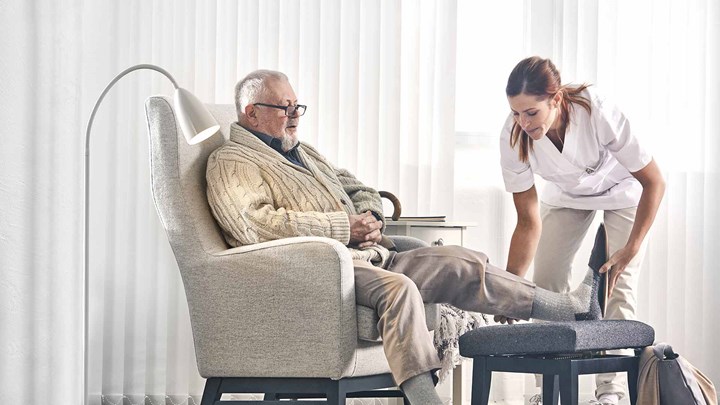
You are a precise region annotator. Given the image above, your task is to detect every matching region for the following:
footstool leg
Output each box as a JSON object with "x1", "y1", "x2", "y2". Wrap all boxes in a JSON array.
[
  {"x1": 542, "y1": 374, "x2": 559, "y2": 405},
  {"x1": 558, "y1": 361, "x2": 578, "y2": 405},
  {"x1": 200, "y1": 378, "x2": 222, "y2": 405},
  {"x1": 627, "y1": 359, "x2": 640, "y2": 405},
  {"x1": 470, "y1": 357, "x2": 492, "y2": 405}
]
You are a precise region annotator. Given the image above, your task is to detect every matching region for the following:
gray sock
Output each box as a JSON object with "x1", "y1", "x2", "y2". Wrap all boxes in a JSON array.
[
  {"x1": 400, "y1": 372, "x2": 443, "y2": 405},
  {"x1": 530, "y1": 266, "x2": 602, "y2": 321}
]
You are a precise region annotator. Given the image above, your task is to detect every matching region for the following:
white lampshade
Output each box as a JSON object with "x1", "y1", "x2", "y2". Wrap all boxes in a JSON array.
[{"x1": 174, "y1": 87, "x2": 220, "y2": 145}]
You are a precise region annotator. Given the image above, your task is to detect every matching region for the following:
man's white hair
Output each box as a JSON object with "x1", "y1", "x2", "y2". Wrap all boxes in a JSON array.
[{"x1": 235, "y1": 70, "x2": 288, "y2": 119}]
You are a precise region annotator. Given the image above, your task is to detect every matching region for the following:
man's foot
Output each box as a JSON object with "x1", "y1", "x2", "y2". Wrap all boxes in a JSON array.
[
  {"x1": 530, "y1": 224, "x2": 610, "y2": 322},
  {"x1": 530, "y1": 223, "x2": 606, "y2": 322}
]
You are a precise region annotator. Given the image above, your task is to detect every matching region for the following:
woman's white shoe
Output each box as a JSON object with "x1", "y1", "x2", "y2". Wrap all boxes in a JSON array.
[{"x1": 590, "y1": 392, "x2": 620, "y2": 405}]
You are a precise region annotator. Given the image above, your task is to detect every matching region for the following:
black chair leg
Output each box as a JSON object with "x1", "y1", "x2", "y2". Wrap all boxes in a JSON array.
[
  {"x1": 263, "y1": 392, "x2": 279, "y2": 400},
  {"x1": 470, "y1": 356, "x2": 492, "y2": 405},
  {"x1": 627, "y1": 361, "x2": 639, "y2": 405},
  {"x1": 326, "y1": 384, "x2": 346, "y2": 405},
  {"x1": 542, "y1": 374, "x2": 559, "y2": 405},
  {"x1": 558, "y1": 362, "x2": 578, "y2": 405},
  {"x1": 200, "y1": 378, "x2": 222, "y2": 405}
]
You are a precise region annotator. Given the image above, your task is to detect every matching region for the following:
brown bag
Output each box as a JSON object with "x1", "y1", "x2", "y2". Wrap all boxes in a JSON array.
[{"x1": 638, "y1": 343, "x2": 717, "y2": 405}]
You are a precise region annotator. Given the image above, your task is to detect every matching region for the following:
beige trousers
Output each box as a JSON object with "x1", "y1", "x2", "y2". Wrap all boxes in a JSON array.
[
  {"x1": 533, "y1": 203, "x2": 648, "y2": 399},
  {"x1": 354, "y1": 245, "x2": 536, "y2": 385}
]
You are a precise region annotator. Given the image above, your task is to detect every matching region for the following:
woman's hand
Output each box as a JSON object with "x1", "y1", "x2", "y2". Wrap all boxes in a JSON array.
[
  {"x1": 601, "y1": 158, "x2": 665, "y2": 295},
  {"x1": 493, "y1": 315, "x2": 519, "y2": 325},
  {"x1": 600, "y1": 245, "x2": 638, "y2": 295}
]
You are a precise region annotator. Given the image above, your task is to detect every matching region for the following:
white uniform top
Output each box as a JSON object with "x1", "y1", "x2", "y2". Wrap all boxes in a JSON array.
[{"x1": 500, "y1": 88, "x2": 653, "y2": 210}]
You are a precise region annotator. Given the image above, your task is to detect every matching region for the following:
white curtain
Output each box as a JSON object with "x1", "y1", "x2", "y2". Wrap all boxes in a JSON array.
[
  {"x1": 455, "y1": 0, "x2": 720, "y2": 402},
  {"x1": 0, "y1": 0, "x2": 456, "y2": 403}
]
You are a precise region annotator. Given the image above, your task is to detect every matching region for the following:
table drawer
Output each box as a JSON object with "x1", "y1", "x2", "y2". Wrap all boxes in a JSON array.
[{"x1": 405, "y1": 227, "x2": 463, "y2": 247}]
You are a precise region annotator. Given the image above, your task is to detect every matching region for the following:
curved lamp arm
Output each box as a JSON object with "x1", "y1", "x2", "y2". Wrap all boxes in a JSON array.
[{"x1": 82, "y1": 64, "x2": 218, "y2": 404}]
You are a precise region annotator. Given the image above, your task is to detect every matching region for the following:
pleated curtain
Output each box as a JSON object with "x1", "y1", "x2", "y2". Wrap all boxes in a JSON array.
[{"x1": 1, "y1": 0, "x2": 456, "y2": 403}]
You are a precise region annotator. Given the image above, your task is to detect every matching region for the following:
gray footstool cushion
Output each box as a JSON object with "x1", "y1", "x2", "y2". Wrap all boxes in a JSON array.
[{"x1": 459, "y1": 320, "x2": 654, "y2": 357}]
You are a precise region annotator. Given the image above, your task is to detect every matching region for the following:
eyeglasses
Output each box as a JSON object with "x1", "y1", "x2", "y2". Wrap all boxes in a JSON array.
[{"x1": 253, "y1": 103, "x2": 307, "y2": 117}]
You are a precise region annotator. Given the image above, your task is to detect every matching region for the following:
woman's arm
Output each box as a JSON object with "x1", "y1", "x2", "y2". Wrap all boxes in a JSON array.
[
  {"x1": 602, "y1": 159, "x2": 665, "y2": 293},
  {"x1": 506, "y1": 185, "x2": 543, "y2": 278},
  {"x1": 495, "y1": 186, "x2": 542, "y2": 324}
]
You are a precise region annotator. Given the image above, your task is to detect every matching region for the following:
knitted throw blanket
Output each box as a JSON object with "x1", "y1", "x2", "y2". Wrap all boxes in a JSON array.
[{"x1": 433, "y1": 304, "x2": 490, "y2": 382}]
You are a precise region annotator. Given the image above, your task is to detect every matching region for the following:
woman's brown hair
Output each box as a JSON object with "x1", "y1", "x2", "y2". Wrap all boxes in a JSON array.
[{"x1": 506, "y1": 56, "x2": 592, "y2": 162}]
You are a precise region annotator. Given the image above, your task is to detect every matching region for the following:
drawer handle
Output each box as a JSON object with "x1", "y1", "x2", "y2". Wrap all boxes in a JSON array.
[{"x1": 432, "y1": 238, "x2": 444, "y2": 246}]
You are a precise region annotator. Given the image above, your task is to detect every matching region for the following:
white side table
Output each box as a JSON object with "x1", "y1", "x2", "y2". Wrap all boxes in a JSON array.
[{"x1": 385, "y1": 220, "x2": 475, "y2": 405}]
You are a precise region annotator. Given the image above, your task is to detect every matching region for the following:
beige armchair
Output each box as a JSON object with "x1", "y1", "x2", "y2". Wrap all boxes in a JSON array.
[{"x1": 145, "y1": 96, "x2": 438, "y2": 404}]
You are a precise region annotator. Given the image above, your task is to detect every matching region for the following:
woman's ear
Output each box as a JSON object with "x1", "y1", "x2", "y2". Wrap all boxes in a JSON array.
[{"x1": 552, "y1": 90, "x2": 563, "y2": 107}]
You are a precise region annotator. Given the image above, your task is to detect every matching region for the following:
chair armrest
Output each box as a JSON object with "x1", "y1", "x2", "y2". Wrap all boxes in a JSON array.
[{"x1": 183, "y1": 237, "x2": 359, "y2": 378}]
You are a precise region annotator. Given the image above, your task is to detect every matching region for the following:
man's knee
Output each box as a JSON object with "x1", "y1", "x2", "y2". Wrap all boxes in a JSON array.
[{"x1": 381, "y1": 272, "x2": 423, "y2": 306}]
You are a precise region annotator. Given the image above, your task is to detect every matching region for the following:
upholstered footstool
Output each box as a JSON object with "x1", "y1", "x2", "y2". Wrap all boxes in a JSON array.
[{"x1": 458, "y1": 320, "x2": 655, "y2": 405}]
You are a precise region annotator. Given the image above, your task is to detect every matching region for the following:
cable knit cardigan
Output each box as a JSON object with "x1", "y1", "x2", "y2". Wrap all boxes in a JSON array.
[{"x1": 206, "y1": 123, "x2": 391, "y2": 266}]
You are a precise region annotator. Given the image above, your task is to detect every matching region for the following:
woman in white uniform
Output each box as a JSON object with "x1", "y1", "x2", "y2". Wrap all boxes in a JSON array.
[{"x1": 499, "y1": 56, "x2": 666, "y2": 404}]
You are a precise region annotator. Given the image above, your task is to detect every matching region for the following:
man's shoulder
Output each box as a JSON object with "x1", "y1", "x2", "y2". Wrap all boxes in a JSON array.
[
  {"x1": 207, "y1": 141, "x2": 256, "y2": 168},
  {"x1": 210, "y1": 141, "x2": 241, "y2": 158}
]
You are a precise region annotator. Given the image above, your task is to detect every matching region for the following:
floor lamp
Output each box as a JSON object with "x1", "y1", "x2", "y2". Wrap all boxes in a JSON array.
[{"x1": 83, "y1": 64, "x2": 219, "y2": 404}]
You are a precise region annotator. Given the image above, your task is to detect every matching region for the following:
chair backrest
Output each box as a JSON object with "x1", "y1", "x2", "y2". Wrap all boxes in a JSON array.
[{"x1": 145, "y1": 96, "x2": 235, "y2": 266}]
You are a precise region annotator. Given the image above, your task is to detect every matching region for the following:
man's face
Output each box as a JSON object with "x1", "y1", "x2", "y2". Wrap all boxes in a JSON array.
[{"x1": 249, "y1": 78, "x2": 300, "y2": 150}]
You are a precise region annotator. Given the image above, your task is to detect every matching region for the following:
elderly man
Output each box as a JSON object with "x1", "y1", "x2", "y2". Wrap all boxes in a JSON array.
[{"x1": 206, "y1": 70, "x2": 604, "y2": 405}]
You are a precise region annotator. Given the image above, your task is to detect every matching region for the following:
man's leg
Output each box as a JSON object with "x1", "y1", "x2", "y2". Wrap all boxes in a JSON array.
[
  {"x1": 385, "y1": 245, "x2": 603, "y2": 322},
  {"x1": 353, "y1": 260, "x2": 442, "y2": 389},
  {"x1": 386, "y1": 246, "x2": 535, "y2": 319},
  {"x1": 595, "y1": 207, "x2": 647, "y2": 402}
]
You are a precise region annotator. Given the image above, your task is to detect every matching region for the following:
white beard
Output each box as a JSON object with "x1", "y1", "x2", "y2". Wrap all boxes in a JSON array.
[{"x1": 281, "y1": 134, "x2": 298, "y2": 152}]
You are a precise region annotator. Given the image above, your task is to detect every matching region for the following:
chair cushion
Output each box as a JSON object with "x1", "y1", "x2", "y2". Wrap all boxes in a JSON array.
[
  {"x1": 357, "y1": 303, "x2": 439, "y2": 342},
  {"x1": 459, "y1": 320, "x2": 654, "y2": 357}
]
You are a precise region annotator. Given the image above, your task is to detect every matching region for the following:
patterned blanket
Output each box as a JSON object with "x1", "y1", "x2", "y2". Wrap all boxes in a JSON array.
[{"x1": 433, "y1": 304, "x2": 490, "y2": 382}]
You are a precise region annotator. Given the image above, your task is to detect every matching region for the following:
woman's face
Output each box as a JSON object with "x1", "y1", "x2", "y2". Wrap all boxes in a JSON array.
[{"x1": 507, "y1": 92, "x2": 562, "y2": 140}]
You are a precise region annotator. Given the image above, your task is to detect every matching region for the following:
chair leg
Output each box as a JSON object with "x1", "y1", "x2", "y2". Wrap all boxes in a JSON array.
[
  {"x1": 326, "y1": 383, "x2": 346, "y2": 405},
  {"x1": 542, "y1": 374, "x2": 559, "y2": 405},
  {"x1": 558, "y1": 362, "x2": 578, "y2": 405},
  {"x1": 627, "y1": 359, "x2": 640, "y2": 405},
  {"x1": 470, "y1": 357, "x2": 492, "y2": 405},
  {"x1": 200, "y1": 378, "x2": 222, "y2": 405}
]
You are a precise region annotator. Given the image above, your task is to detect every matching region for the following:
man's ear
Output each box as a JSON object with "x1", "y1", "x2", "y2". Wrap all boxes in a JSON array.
[{"x1": 244, "y1": 104, "x2": 258, "y2": 124}]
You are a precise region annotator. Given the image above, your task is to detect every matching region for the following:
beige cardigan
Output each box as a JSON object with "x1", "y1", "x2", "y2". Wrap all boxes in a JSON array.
[{"x1": 206, "y1": 123, "x2": 390, "y2": 265}]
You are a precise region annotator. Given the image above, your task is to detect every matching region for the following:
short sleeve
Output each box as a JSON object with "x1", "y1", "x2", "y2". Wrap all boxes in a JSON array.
[
  {"x1": 499, "y1": 114, "x2": 535, "y2": 193},
  {"x1": 592, "y1": 93, "x2": 652, "y2": 173}
]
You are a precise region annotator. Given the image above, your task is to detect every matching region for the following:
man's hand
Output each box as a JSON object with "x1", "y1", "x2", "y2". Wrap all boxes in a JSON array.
[{"x1": 349, "y1": 211, "x2": 383, "y2": 248}]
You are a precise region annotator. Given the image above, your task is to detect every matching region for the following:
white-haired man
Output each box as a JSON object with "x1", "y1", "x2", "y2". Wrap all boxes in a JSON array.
[{"x1": 206, "y1": 70, "x2": 605, "y2": 405}]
